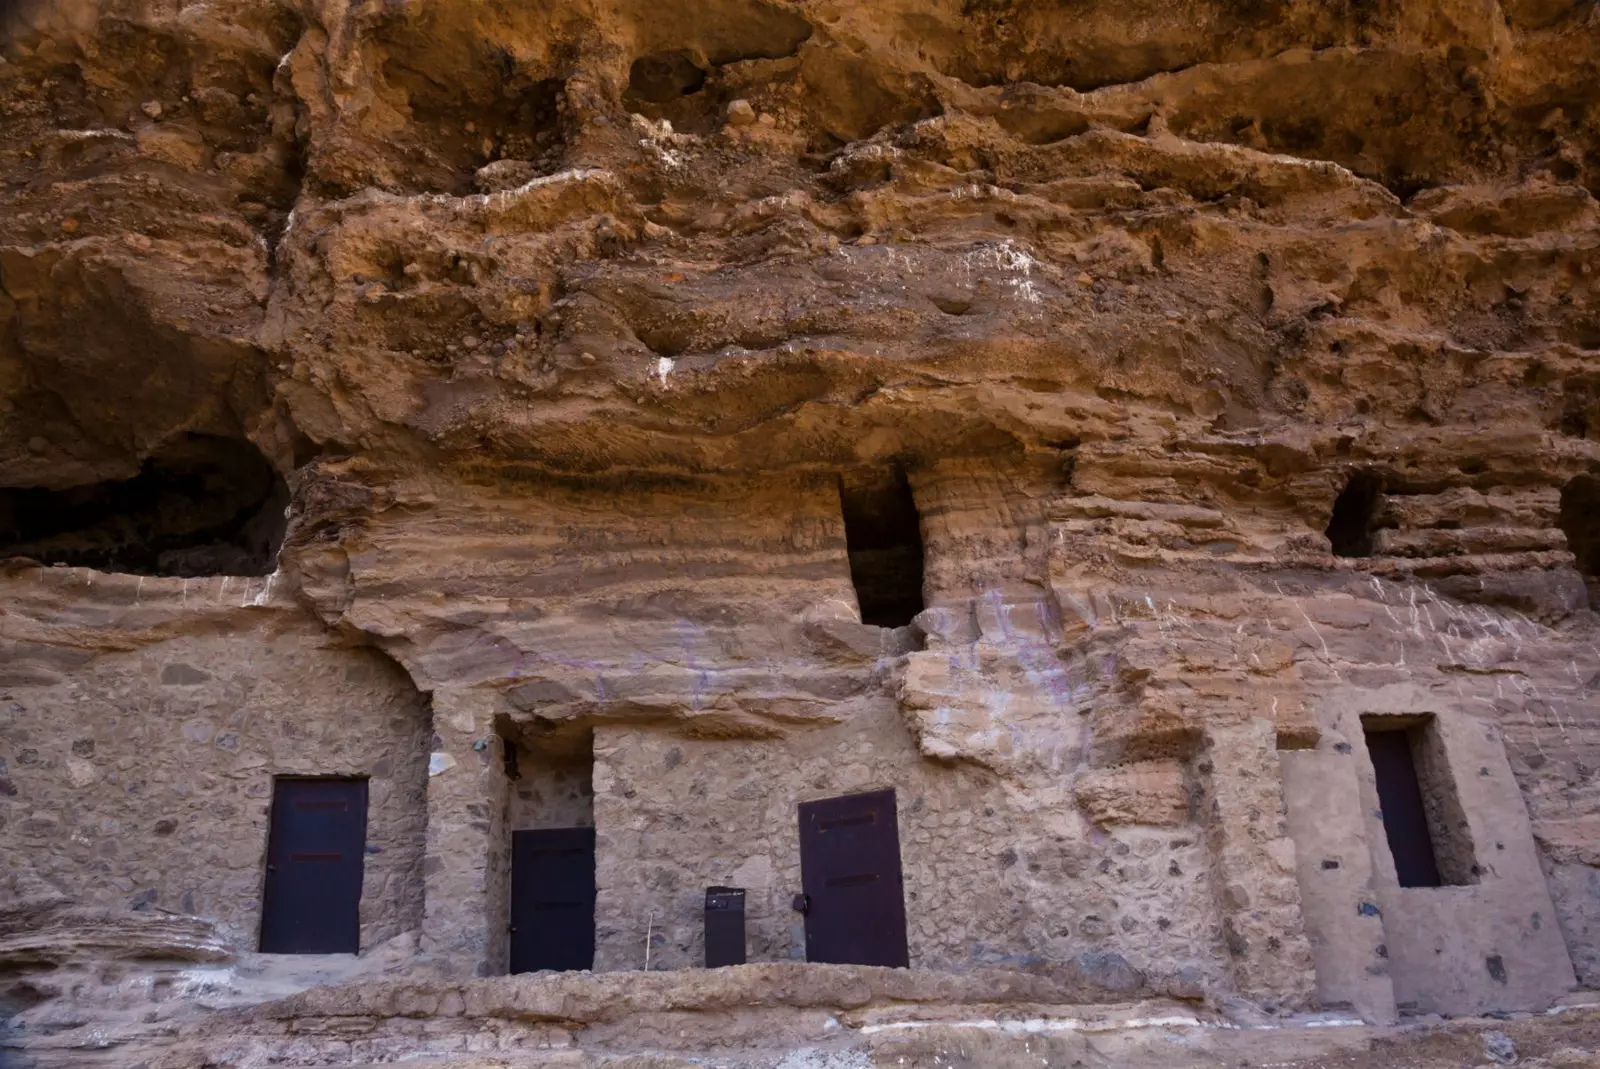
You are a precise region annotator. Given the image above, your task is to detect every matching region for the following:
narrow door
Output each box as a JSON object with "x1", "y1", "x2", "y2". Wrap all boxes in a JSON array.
[
  {"x1": 797, "y1": 788, "x2": 910, "y2": 967},
  {"x1": 259, "y1": 777, "x2": 367, "y2": 954},
  {"x1": 510, "y1": 827, "x2": 597, "y2": 973}
]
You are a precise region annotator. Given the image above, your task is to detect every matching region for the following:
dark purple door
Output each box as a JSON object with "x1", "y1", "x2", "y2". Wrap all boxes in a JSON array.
[
  {"x1": 259, "y1": 778, "x2": 367, "y2": 953},
  {"x1": 798, "y1": 789, "x2": 909, "y2": 967},
  {"x1": 510, "y1": 827, "x2": 596, "y2": 973}
]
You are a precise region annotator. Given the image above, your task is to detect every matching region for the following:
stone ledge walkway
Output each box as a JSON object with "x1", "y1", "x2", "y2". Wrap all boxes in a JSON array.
[{"x1": 4, "y1": 966, "x2": 1598, "y2": 1069}]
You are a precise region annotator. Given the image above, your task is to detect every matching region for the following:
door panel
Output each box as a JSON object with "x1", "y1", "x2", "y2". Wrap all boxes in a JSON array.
[
  {"x1": 798, "y1": 789, "x2": 909, "y2": 967},
  {"x1": 259, "y1": 778, "x2": 367, "y2": 954},
  {"x1": 510, "y1": 827, "x2": 596, "y2": 973}
]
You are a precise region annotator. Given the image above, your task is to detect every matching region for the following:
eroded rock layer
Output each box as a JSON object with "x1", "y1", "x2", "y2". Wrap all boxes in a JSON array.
[{"x1": 2, "y1": 0, "x2": 1599, "y2": 1064}]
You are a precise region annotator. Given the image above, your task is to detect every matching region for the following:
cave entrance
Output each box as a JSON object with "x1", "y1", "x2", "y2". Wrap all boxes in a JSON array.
[
  {"x1": 0, "y1": 434, "x2": 288, "y2": 577},
  {"x1": 627, "y1": 51, "x2": 707, "y2": 105},
  {"x1": 1559, "y1": 475, "x2": 1600, "y2": 609},
  {"x1": 1326, "y1": 470, "x2": 1384, "y2": 558},
  {"x1": 839, "y1": 468, "x2": 925, "y2": 628}
]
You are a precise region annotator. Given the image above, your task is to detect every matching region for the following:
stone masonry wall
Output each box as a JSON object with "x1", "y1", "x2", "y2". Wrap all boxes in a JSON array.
[
  {"x1": 590, "y1": 704, "x2": 1226, "y2": 989},
  {"x1": 0, "y1": 569, "x2": 431, "y2": 954},
  {"x1": 505, "y1": 746, "x2": 594, "y2": 832},
  {"x1": 4, "y1": 440, "x2": 1594, "y2": 1020}
]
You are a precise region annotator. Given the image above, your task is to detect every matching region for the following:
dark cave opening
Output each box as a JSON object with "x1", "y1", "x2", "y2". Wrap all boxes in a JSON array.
[
  {"x1": 1326, "y1": 470, "x2": 1384, "y2": 558},
  {"x1": 369, "y1": 53, "x2": 568, "y2": 195},
  {"x1": 626, "y1": 51, "x2": 708, "y2": 105},
  {"x1": 1559, "y1": 475, "x2": 1600, "y2": 608},
  {"x1": 0, "y1": 435, "x2": 289, "y2": 577},
  {"x1": 840, "y1": 468, "x2": 925, "y2": 629}
]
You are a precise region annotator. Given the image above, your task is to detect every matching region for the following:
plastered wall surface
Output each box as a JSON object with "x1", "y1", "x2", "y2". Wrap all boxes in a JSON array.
[
  {"x1": 1541, "y1": 850, "x2": 1600, "y2": 989},
  {"x1": 1280, "y1": 745, "x2": 1397, "y2": 1024},
  {"x1": 0, "y1": 573, "x2": 431, "y2": 954},
  {"x1": 1285, "y1": 673, "x2": 1580, "y2": 1019},
  {"x1": 1351, "y1": 707, "x2": 1576, "y2": 1015}
]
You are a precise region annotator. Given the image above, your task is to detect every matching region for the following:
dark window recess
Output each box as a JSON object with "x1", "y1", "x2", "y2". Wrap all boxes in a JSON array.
[
  {"x1": 626, "y1": 51, "x2": 707, "y2": 105},
  {"x1": 0, "y1": 434, "x2": 288, "y2": 577},
  {"x1": 621, "y1": 10, "x2": 810, "y2": 134},
  {"x1": 1326, "y1": 471, "x2": 1385, "y2": 558},
  {"x1": 1559, "y1": 379, "x2": 1598, "y2": 440},
  {"x1": 503, "y1": 734, "x2": 521, "y2": 781},
  {"x1": 1362, "y1": 716, "x2": 1476, "y2": 889},
  {"x1": 1559, "y1": 475, "x2": 1600, "y2": 609},
  {"x1": 259, "y1": 778, "x2": 368, "y2": 954},
  {"x1": 840, "y1": 469, "x2": 925, "y2": 628}
]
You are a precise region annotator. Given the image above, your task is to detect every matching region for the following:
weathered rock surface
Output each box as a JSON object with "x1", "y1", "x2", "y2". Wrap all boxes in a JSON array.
[
  {"x1": 2, "y1": 0, "x2": 1600, "y2": 1063},
  {"x1": 5, "y1": 967, "x2": 1600, "y2": 1069}
]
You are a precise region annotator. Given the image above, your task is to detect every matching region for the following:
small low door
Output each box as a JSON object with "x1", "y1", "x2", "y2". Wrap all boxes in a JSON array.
[
  {"x1": 798, "y1": 788, "x2": 910, "y2": 967},
  {"x1": 259, "y1": 777, "x2": 367, "y2": 954},
  {"x1": 510, "y1": 827, "x2": 597, "y2": 973}
]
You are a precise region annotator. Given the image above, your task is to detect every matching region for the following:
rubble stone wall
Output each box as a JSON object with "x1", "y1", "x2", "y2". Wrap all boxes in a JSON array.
[
  {"x1": 0, "y1": 571, "x2": 431, "y2": 954},
  {"x1": 591, "y1": 711, "x2": 1226, "y2": 984},
  {"x1": 505, "y1": 748, "x2": 595, "y2": 832}
]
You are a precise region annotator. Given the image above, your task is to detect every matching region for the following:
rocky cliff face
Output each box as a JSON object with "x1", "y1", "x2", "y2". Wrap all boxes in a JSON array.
[
  {"x1": 2, "y1": 0, "x2": 1600, "y2": 1065},
  {"x1": 3, "y1": 0, "x2": 1597, "y2": 491}
]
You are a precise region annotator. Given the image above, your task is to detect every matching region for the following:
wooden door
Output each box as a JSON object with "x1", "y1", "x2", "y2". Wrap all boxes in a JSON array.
[
  {"x1": 510, "y1": 827, "x2": 596, "y2": 973},
  {"x1": 798, "y1": 789, "x2": 909, "y2": 967},
  {"x1": 259, "y1": 778, "x2": 367, "y2": 953}
]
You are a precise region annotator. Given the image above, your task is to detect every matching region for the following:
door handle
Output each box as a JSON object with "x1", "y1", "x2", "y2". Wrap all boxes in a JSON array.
[
  {"x1": 266, "y1": 864, "x2": 276, "y2": 873},
  {"x1": 791, "y1": 893, "x2": 810, "y2": 915}
]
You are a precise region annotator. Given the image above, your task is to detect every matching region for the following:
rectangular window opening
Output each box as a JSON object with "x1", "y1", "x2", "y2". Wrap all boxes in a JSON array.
[
  {"x1": 1361, "y1": 715, "x2": 1477, "y2": 889},
  {"x1": 839, "y1": 468, "x2": 925, "y2": 629}
]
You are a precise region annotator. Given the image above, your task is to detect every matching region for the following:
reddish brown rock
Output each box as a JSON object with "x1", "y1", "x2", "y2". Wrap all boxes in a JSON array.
[
  {"x1": 1075, "y1": 762, "x2": 1190, "y2": 828},
  {"x1": 2, "y1": 0, "x2": 1599, "y2": 1065}
]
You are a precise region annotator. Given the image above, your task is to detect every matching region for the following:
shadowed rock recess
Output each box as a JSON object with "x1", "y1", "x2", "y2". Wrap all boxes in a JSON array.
[{"x1": 2, "y1": 0, "x2": 1600, "y2": 1066}]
